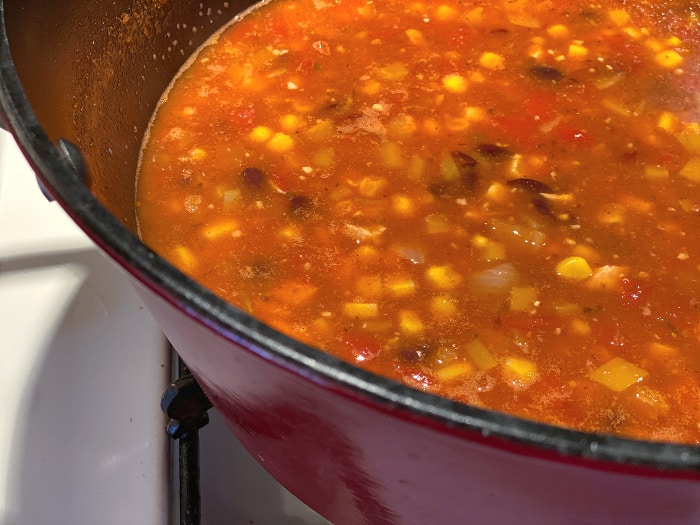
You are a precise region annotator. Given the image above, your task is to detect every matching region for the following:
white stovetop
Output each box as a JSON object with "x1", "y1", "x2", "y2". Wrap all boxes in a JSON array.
[
  {"x1": 0, "y1": 130, "x2": 331, "y2": 525},
  {"x1": 0, "y1": 130, "x2": 170, "y2": 525}
]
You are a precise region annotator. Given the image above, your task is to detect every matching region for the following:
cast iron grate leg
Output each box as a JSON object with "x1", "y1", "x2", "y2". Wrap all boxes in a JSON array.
[{"x1": 161, "y1": 356, "x2": 213, "y2": 525}]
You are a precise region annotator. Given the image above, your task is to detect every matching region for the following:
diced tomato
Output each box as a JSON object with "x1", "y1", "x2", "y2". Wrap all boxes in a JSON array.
[
  {"x1": 491, "y1": 115, "x2": 542, "y2": 148},
  {"x1": 526, "y1": 91, "x2": 557, "y2": 122},
  {"x1": 342, "y1": 331, "x2": 382, "y2": 362},
  {"x1": 620, "y1": 278, "x2": 651, "y2": 308},
  {"x1": 555, "y1": 125, "x2": 593, "y2": 146},
  {"x1": 231, "y1": 106, "x2": 255, "y2": 128},
  {"x1": 296, "y1": 58, "x2": 316, "y2": 75},
  {"x1": 591, "y1": 318, "x2": 625, "y2": 347},
  {"x1": 498, "y1": 313, "x2": 560, "y2": 335}
]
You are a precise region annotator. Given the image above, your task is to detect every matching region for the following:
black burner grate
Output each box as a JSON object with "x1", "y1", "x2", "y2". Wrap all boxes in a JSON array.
[{"x1": 161, "y1": 355, "x2": 213, "y2": 525}]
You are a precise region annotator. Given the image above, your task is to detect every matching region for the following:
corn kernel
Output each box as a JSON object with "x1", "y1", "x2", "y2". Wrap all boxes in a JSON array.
[
  {"x1": 399, "y1": 310, "x2": 424, "y2": 333},
  {"x1": 343, "y1": 302, "x2": 379, "y2": 319},
  {"x1": 280, "y1": 114, "x2": 301, "y2": 131},
  {"x1": 435, "y1": 5, "x2": 457, "y2": 21},
  {"x1": 278, "y1": 225, "x2": 302, "y2": 241},
  {"x1": 588, "y1": 357, "x2": 648, "y2": 392},
  {"x1": 405, "y1": 29, "x2": 425, "y2": 45},
  {"x1": 547, "y1": 24, "x2": 569, "y2": 39},
  {"x1": 655, "y1": 49, "x2": 683, "y2": 69},
  {"x1": 479, "y1": 52, "x2": 505, "y2": 70},
  {"x1": 430, "y1": 294, "x2": 458, "y2": 318},
  {"x1": 249, "y1": 125, "x2": 273, "y2": 143},
  {"x1": 607, "y1": 9, "x2": 630, "y2": 26},
  {"x1": 657, "y1": 111, "x2": 679, "y2": 133},
  {"x1": 436, "y1": 362, "x2": 474, "y2": 382},
  {"x1": 267, "y1": 132, "x2": 294, "y2": 153},
  {"x1": 426, "y1": 264, "x2": 464, "y2": 289},
  {"x1": 556, "y1": 256, "x2": 593, "y2": 281},
  {"x1": 568, "y1": 43, "x2": 588, "y2": 59},
  {"x1": 442, "y1": 74, "x2": 469, "y2": 94},
  {"x1": 391, "y1": 194, "x2": 415, "y2": 216}
]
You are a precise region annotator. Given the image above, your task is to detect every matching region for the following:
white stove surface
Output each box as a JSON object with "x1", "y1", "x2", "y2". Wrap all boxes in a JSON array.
[{"x1": 0, "y1": 130, "x2": 330, "y2": 525}]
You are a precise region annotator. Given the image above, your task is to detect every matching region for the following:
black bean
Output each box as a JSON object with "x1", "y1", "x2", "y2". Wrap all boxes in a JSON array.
[
  {"x1": 241, "y1": 167, "x2": 266, "y2": 188},
  {"x1": 528, "y1": 65, "x2": 564, "y2": 82},
  {"x1": 289, "y1": 194, "x2": 314, "y2": 218},
  {"x1": 507, "y1": 178, "x2": 553, "y2": 194},
  {"x1": 476, "y1": 143, "x2": 514, "y2": 159},
  {"x1": 397, "y1": 342, "x2": 432, "y2": 364},
  {"x1": 451, "y1": 150, "x2": 477, "y2": 168}
]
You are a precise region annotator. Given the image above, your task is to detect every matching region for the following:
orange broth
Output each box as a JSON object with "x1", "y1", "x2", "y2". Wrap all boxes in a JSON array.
[{"x1": 136, "y1": 0, "x2": 700, "y2": 443}]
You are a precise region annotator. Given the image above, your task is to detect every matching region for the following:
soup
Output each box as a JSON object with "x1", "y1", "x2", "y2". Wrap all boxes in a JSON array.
[{"x1": 136, "y1": 0, "x2": 700, "y2": 443}]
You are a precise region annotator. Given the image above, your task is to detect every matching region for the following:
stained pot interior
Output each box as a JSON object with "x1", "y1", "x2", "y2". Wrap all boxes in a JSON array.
[{"x1": 4, "y1": 0, "x2": 258, "y2": 231}]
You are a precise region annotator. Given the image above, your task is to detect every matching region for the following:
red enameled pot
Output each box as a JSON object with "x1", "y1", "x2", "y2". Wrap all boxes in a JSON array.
[{"x1": 1, "y1": 1, "x2": 698, "y2": 523}]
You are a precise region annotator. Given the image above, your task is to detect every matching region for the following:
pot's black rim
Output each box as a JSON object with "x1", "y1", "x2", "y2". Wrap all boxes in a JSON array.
[{"x1": 1, "y1": 0, "x2": 698, "y2": 477}]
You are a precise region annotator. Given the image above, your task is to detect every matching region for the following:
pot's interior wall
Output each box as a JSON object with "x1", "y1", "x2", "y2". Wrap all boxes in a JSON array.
[{"x1": 5, "y1": 0, "x2": 259, "y2": 232}]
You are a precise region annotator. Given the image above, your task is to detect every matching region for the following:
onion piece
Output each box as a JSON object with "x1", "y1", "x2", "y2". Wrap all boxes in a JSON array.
[{"x1": 470, "y1": 263, "x2": 518, "y2": 297}]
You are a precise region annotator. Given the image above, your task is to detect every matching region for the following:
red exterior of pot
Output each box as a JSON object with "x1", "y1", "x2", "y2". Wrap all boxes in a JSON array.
[{"x1": 135, "y1": 280, "x2": 700, "y2": 525}]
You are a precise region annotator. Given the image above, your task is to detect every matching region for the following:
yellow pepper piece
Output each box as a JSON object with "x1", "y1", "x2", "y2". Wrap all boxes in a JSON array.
[
  {"x1": 343, "y1": 302, "x2": 379, "y2": 319},
  {"x1": 436, "y1": 362, "x2": 474, "y2": 382},
  {"x1": 588, "y1": 357, "x2": 648, "y2": 392},
  {"x1": 679, "y1": 157, "x2": 700, "y2": 182},
  {"x1": 504, "y1": 356, "x2": 538, "y2": 385},
  {"x1": 466, "y1": 338, "x2": 497, "y2": 371}
]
